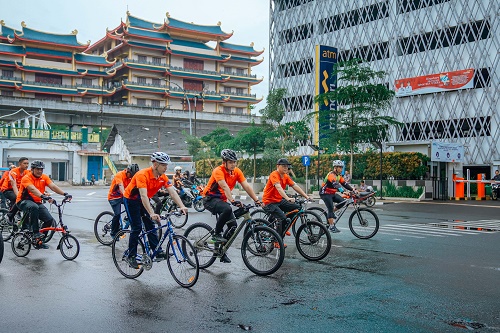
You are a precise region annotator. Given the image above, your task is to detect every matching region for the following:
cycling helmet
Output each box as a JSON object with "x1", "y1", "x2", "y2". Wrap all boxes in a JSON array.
[
  {"x1": 221, "y1": 149, "x2": 238, "y2": 161},
  {"x1": 126, "y1": 164, "x2": 140, "y2": 176},
  {"x1": 277, "y1": 158, "x2": 292, "y2": 166},
  {"x1": 150, "y1": 152, "x2": 171, "y2": 164},
  {"x1": 332, "y1": 160, "x2": 344, "y2": 167},
  {"x1": 174, "y1": 166, "x2": 182, "y2": 172},
  {"x1": 31, "y1": 160, "x2": 45, "y2": 169}
]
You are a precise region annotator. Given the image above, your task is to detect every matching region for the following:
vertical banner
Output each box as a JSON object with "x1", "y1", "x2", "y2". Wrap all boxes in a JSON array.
[{"x1": 314, "y1": 45, "x2": 338, "y2": 146}]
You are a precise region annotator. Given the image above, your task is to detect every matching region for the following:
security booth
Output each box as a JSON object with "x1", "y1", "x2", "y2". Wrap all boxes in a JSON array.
[{"x1": 430, "y1": 142, "x2": 465, "y2": 200}]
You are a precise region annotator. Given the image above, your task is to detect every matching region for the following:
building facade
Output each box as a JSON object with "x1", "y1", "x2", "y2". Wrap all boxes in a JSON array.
[{"x1": 270, "y1": 0, "x2": 499, "y2": 180}]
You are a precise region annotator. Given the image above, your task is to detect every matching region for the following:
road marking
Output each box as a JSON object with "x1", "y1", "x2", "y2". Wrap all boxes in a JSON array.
[{"x1": 87, "y1": 192, "x2": 96, "y2": 196}]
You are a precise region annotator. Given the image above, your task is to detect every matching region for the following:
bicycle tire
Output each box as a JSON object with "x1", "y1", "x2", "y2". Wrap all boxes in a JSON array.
[
  {"x1": 193, "y1": 199, "x2": 205, "y2": 212},
  {"x1": 59, "y1": 234, "x2": 80, "y2": 260},
  {"x1": 112, "y1": 230, "x2": 145, "y2": 279},
  {"x1": 183, "y1": 223, "x2": 216, "y2": 269},
  {"x1": 291, "y1": 210, "x2": 323, "y2": 238},
  {"x1": 94, "y1": 211, "x2": 114, "y2": 245},
  {"x1": 167, "y1": 235, "x2": 199, "y2": 288},
  {"x1": 241, "y1": 225, "x2": 284, "y2": 276},
  {"x1": 0, "y1": 236, "x2": 4, "y2": 264},
  {"x1": 167, "y1": 205, "x2": 188, "y2": 228},
  {"x1": 41, "y1": 219, "x2": 56, "y2": 243},
  {"x1": 306, "y1": 207, "x2": 328, "y2": 226},
  {"x1": 0, "y1": 208, "x2": 13, "y2": 241},
  {"x1": 348, "y1": 207, "x2": 379, "y2": 239},
  {"x1": 249, "y1": 208, "x2": 268, "y2": 220},
  {"x1": 364, "y1": 196, "x2": 376, "y2": 207},
  {"x1": 295, "y1": 221, "x2": 331, "y2": 261},
  {"x1": 11, "y1": 232, "x2": 31, "y2": 257}
]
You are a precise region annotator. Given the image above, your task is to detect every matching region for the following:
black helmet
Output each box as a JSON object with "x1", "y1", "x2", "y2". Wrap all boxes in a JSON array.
[
  {"x1": 31, "y1": 160, "x2": 45, "y2": 169},
  {"x1": 127, "y1": 164, "x2": 139, "y2": 176},
  {"x1": 221, "y1": 149, "x2": 238, "y2": 161},
  {"x1": 277, "y1": 158, "x2": 291, "y2": 166}
]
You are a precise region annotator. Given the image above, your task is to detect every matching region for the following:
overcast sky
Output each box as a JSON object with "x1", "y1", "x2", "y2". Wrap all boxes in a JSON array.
[{"x1": 2, "y1": 0, "x2": 270, "y2": 112}]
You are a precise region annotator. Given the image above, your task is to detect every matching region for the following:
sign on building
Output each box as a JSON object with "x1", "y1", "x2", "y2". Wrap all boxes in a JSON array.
[
  {"x1": 395, "y1": 69, "x2": 474, "y2": 97},
  {"x1": 431, "y1": 142, "x2": 464, "y2": 162}
]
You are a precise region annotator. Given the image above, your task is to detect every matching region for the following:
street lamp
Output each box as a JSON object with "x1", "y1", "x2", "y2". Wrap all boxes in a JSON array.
[
  {"x1": 157, "y1": 105, "x2": 169, "y2": 150},
  {"x1": 169, "y1": 81, "x2": 192, "y2": 136},
  {"x1": 372, "y1": 141, "x2": 384, "y2": 200},
  {"x1": 309, "y1": 144, "x2": 322, "y2": 190}
]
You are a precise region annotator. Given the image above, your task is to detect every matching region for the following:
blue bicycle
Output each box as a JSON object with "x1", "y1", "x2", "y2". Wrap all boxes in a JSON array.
[{"x1": 111, "y1": 212, "x2": 199, "y2": 288}]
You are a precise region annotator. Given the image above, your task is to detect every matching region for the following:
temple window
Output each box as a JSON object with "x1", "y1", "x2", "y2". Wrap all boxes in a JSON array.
[
  {"x1": 2, "y1": 70, "x2": 13, "y2": 78},
  {"x1": 35, "y1": 73, "x2": 62, "y2": 85},
  {"x1": 183, "y1": 79, "x2": 203, "y2": 91},
  {"x1": 152, "y1": 100, "x2": 160, "y2": 108},
  {"x1": 138, "y1": 55, "x2": 147, "y2": 63},
  {"x1": 137, "y1": 77, "x2": 147, "y2": 85},
  {"x1": 184, "y1": 59, "x2": 204, "y2": 71},
  {"x1": 152, "y1": 78, "x2": 161, "y2": 86},
  {"x1": 137, "y1": 98, "x2": 146, "y2": 106},
  {"x1": 82, "y1": 78, "x2": 93, "y2": 86},
  {"x1": 236, "y1": 88, "x2": 244, "y2": 95},
  {"x1": 153, "y1": 57, "x2": 163, "y2": 65},
  {"x1": 236, "y1": 68, "x2": 245, "y2": 75}
]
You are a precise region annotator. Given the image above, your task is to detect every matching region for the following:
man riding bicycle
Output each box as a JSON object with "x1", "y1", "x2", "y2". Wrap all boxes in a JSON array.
[
  {"x1": 202, "y1": 149, "x2": 261, "y2": 263},
  {"x1": 123, "y1": 152, "x2": 187, "y2": 269},
  {"x1": 16, "y1": 160, "x2": 72, "y2": 248},
  {"x1": 262, "y1": 158, "x2": 310, "y2": 237},
  {"x1": 2, "y1": 157, "x2": 29, "y2": 222},
  {"x1": 107, "y1": 164, "x2": 139, "y2": 238}
]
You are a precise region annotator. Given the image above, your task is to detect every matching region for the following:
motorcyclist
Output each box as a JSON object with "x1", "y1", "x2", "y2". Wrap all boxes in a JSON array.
[{"x1": 492, "y1": 170, "x2": 500, "y2": 199}]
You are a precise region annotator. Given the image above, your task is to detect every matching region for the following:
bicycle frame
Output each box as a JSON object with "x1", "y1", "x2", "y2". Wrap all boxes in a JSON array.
[
  {"x1": 39, "y1": 199, "x2": 71, "y2": 235},
  {"x1": 137, "y1": 214, "x2": 183, "y2": 263}
]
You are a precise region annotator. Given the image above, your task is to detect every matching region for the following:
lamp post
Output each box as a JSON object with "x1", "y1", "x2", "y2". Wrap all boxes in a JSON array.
[
  {"x1": 309, "y1": 144, "x2": 322, "y2": 190},
  {"x1": 372, "y1": 141, "x2": 384, "y2": 200},
  {"x1": 157, "y1": 105, "x2": 168, "y2": 150},
  {"x1": 169, "y1": 81, "x2": 192, "y2": 136}
]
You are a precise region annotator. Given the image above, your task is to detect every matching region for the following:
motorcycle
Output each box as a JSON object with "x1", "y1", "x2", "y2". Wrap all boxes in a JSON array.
[
  {"x1": 492, "y1": 183, "x2": 499, "y2": 200},
  {"x1": 178, "y1": 180, "x2": 205, "y2": 212},
  {"x1": 342, "y1": 186, "x2": 376, "y2": 207}
]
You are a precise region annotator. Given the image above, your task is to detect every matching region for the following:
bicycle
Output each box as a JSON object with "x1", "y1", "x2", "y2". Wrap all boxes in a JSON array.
[
  {"x1": 183, "y1": 204, "x2": 285, "y2": 276},
  {"x1": 154, "y1": 193, "x2": 189, "y2": 228},
  {"x1": 313, "y1": 192, "x2": 380, "y2": 239},
  {"x1": 248, "y1": 197, "x2": 331, "y2": 261},
  {"x1": 94, "y1": 206, "x2": 163, "y2": 246},
  {"x1": 111, "y1": 212, "x2": 199, "y2": 288},
  {"x1": 11, "y1": 197, "x2": 80, "y2": 260},
  {"x1": 1, "y1": 204, "x2": 56, "y2": 243}
]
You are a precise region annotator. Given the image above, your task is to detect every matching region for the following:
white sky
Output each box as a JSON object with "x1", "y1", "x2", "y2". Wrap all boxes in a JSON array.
[{"x1": 1, "y1": 0, "x2": 270, "y2": 112}]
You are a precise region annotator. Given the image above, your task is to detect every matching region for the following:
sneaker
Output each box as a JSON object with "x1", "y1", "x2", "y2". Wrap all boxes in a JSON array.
[
  {"x1": 39, "y1": 244, "x2": 49, "y2": 249},
  {"x1": 285, "y1": 231, "x2": 291, "y2": 236},
  {"x1": 273, "y1": 242, "x2": 287, "y2": 249},
  {"x1": 220, "y1": 253, "x2": 231, "y2": 263},
  {"x1": 329, "y1": 225, "x2": 340, "y2": 233},
  {"x1": 126, "y1": 256, "x2": 140, "y2": 269},
  {"x1": 155, "y1": 251, "x2": 167, "y2": 261},
  {"x1": 211, "y1": 233, "x2": 227, "y2": 244},
  {"x1": 33, "y1": 232, "x2": 44, "y2": 239}
]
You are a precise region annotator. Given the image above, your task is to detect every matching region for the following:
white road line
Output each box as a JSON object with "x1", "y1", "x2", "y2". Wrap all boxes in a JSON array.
[
  {"x1": 380, "y1": 226, "x2": 447, "y2": 237},
  {"x1": 393, "y1": 224, "x2": 474, "y2": 235},
  {"x1": 378, "y1": 231, "x2": 425, "y2": 238},
  {"x1": 87, "y1": 192, "x2": 96, "y2": 196}
]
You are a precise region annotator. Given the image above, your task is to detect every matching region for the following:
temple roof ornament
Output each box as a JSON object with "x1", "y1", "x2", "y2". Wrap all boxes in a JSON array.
[
  {"x1": 21, "y1": 21, "x2": 26, "y2": 28},
  {"x1": 72, "y1": 29, "x2": 78, "y2": 35}
]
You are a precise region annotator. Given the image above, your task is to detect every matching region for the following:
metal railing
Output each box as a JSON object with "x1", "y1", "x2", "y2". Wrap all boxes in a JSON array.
[{"x1": 0, "y1": 127, "x2": 100, "y2": 143}]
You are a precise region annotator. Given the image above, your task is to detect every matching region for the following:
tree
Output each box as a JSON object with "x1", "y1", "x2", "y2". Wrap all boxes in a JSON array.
[
  {"x1": 231, "y1": 121, "x2": 267, "y2": 182},
  {"x1": 200, "y1": 127, "x2": 234, "y2": 157},
  {"x1": 314, "y1": 58, "x2": 399, "y2": 176}
]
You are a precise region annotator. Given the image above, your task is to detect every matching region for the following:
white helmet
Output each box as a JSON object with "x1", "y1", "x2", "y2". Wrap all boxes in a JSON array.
[
  {"x1": 151, "y1": 152, "x2": 171, "y2": 164},
  {"x1": 332, "y1": 160, "x2": 344, "y2": 167},
  {"x1": 174, "y1": 166, "x2": 182, "y2": 172}
]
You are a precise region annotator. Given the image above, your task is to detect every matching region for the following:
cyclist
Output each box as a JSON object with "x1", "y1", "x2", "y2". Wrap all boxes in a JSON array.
[
  {"x1": 107, "y1": 164, "x2": 139, "y2": 238},
  {"x1": 262, "y1": 158, "x2": 311, "y2": 238},
  {"x1": 16, "y1": 160, "x2": 72, "y2": 248},
  {"x1": 123, "y1": 152, "x2": 187, "y2": 269},
  {"x1": 0, "y1": 165, "x2": 15, "y2": 209},
  {"x1": 1, "y1": 157, "x2": 29, "y2": 209},
  {"x1": 202, "y1": 149, "x2": 261, "y2": 263},
  {"x1": 320, "y1": 160, "x2": 356, "y2": 233}
]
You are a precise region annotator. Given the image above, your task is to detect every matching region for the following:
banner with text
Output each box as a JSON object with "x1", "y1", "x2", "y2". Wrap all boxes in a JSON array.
[
  {"x1": 431, "y1": 142, "x2": 464, "y2": 162},
  {"x1": 395, "y1": 69, "x2": 474, "y2": 97}
]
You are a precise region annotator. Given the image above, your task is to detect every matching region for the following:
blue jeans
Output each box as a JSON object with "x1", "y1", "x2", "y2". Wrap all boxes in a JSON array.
[
  {"x1": 123, "y1": 197, "x2": 159, "y2": 258},
  {"x1": 108, "y1": 198, "x2": 123, "y2": 236}
]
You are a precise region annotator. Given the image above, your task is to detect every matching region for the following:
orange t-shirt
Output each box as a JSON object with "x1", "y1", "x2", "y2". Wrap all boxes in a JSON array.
[
  {"x1": 203, "y1": 165, "x2": 246, "y2": 201},
  {"x1": 1, "y1": 167, "x2": 28, "y2": 192},
  {"x1": 108, "y1": 169, "x2": 132, "y2": 200},
  {"x1": 16, "y1": 172, "x2": 52, "y2": 203},
  {"x1": 262, "y1": 170, "x2": 295, "y2": 205},
  {"x1": 0, "y1": 170, "x2": 10, "y2": 189},
  {"x1": 123, "y1": 167, "x2": 171, "y2": 200}
]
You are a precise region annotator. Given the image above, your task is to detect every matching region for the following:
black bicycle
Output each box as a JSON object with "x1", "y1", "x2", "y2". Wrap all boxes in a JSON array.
[{"x1": 154, "y1": 193, "x2": 189, "y2": 228}]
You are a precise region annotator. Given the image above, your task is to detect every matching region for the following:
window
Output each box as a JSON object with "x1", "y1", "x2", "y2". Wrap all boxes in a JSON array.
[
  {"x1": 183, "y1": 79, "x2": 203, "y2": 91},
  {"x1": 152, "y1": 78, "x2": 161, "y2": 86},
  {"x1": 319, "y1": 1, "x2": 389, "y2": 33},
  {"x1": 224, "y1": 86, "x2": 232, "y2": 93},
  {"x1": 278, "y1": 58, "x2": 314, "y2": 78},
  {"x1": 82, "y1": 78, "x2": 93, "y2": 86},
  {"x1": 137, "y1": 77, "x2": 147, "y2": 85},
  {"x1": 152, "y1": 57, "x2": 163, "y2": 65},
  {"x1": 137, "y1": 99, "x2": 146, "y2": 106},
  {"x1": 2, "y1": 70, "x2": 14, "y2": 78},
  {"x1": 82, "y1": 97, "x2": 92, "y2": 104},
  {"x1": 236, "y1": 68, "x2": 245, "y2": 75},
  {"x1": 35, "y1": 93, "x2": 61, "y2": 101},
  {"x1": 223, "y1": 106, "x2": 232, "y2": 114},
  {"x1": 35, "y1": 73, "x2": 62, "y2": 85},
  {"x1": 283, "y1": 94, "x2": 314, "y2": 112},
  {"x1": 138, "y1": 55, "x2": 147, "y2": 63},
  {"x1": 224, "y1": 66, "x2": 233, "y2": 74},
  {"x1": 275, "y1": 0, "x2": 313, "y2": 11},
  {"x1": 280, "y1": 23, "x2": 313, "y2": 44},
  {"x1": 184, "y1": 59, "x2": 204, "y2": 71},
  {"x1": 399, "y1": 116, "x2": 491, "y2": 141},
  {"x1": 397, "y1": 0, "x2": 451, "y2": 14},
  {"x1": 236, "y1": 88, "x2": 244, "y2": 95},
  {"x1": 1, "y1": 90, "x2": 13, "y2": 97},
  {"x1": 236, "y1": 107, "x2": 244, "y2": 115},
  {"x1": 152, "y1": 100, "x2": 161, "y2": 108},
  {"x1": 338, "y1": 41, "x2": 390, "y2": 62}
]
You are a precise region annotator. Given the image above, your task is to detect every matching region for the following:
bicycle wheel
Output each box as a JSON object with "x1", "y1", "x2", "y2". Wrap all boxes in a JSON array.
[
  {"x1": 241, "y1": 225, "x2": 284, "y2": 276},
  {"x1": 291, "y1": 210, "x2": 323, "y2": 238},
  {"x1": 94, "y1": 211, "x2": 114, "y2": 245},
  {"x1": 249, "y1": 208, "x2": 268, "y2": 220},
  {"x1": 349, "y1": 207, "x2": 379, "y2": 239},
  {"x1": 0, "y1": 236, "x2": 4, "y2": 264},
  {"x1": 167, "y1": 235, "x2": 199, "y2": 288},
  {"x1": 193, "y1": 199, "x2": 205, "y2": 212},
  {"x1": 306, "y1": 207, "x2": 328, "y2": 226},
  {"x1": 40, "y1": 219, "x2": 56, "y2": 243},
  {"x1": 183, "y1": 223, "x2": 216, "y2": 269},
  {"x1": 11, "y1": 232, "x2": 31, "y2": 257},
  {"x1": 59, "y1": 234, "x2": 80, "y2": 260},
  {"x1": 0, "y1": 208, "x2": 13, "y2": 241},
  {"x1": 112, "y1": 230, "x2": 145, "y2": 279},
  {"x1": 364, "y1": 196, "x2": 376, "y2": 207},
  {"x1": 296, "y1": 221, "x2": 331, "y2": 261},
  {"x1": 167, "y1": 205, "x2": 188, "y2": 228}
]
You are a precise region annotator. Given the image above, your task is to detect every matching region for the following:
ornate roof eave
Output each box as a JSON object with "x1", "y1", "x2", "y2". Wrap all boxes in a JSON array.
[
  {"x1": 122, "y1": 62, "x2": 167, "y2": 74},
  {"x1": 168, "y1": 70, "x2": 223, "y2": 81},
  {"x1": 11, "y1": 34, "x2": 89, "y2": 51},
  {"x1": 78, "y1": 86, "x2": 116, "y2": 96},
  {"x1": 122, "y1": 84, "x2": 168, "y2": 95},
  {"x1": 17, "y1": 83, "x2": 86, "y2": 96},
  {"x1": 219, "y1": 44, "x2": 265, "y2": 57},
  {"x1": 223, "y1": 96, "x2": 262, "y2": 104},
  {"x1": 85, "y1": 25, "x2": 123, "y2": 52},
  {"x1": 15, "y1": 61, "x2": 83, "y2": 77}
]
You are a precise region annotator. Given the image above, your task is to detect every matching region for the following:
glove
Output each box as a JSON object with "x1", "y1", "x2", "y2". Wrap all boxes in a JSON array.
[
  {"x1": 254, "y1": 200, "x2": 262, "y2": 207},
  {"x1": 64, "y1": 193, "x2": 73, "y2": 200},
  {"x1": 40, "y1": 195, "x2": 52, "y2": 201},
  {"x1": 231, "y1": 200, "x2": 242, "y2": 207}
]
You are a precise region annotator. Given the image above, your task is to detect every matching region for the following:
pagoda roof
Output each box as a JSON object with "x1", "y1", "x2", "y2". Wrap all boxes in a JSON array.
[
  {"x1": 165, "y1": 15, "x2": 232, "y2": 41},
  {"x1": 10, "y1": 25, "x2": 88, "y2": 50},
  {"x1": 223, "y1": 55, "x2": 264, "y2": 66},
  {"x1": 170, "y1": 39, "x2": 213, "y2": 50},
  {"x1": 168, "y1": 48, "x2": 227, "y2": 62},
  {"x1": 222, "y1": 74, "x2": 264, "y2": 85},
  {"x1": 16, "y1": 83, "x2": 85, "y2": 96},
  {"x1": 0, "y1": 59, "x2": 16, "y2": 67},
  {"x1": 127, "y1": 14, "x2": 164, "y2": 30},
  {"x1": 124, "y1": 26, "x2": 172, "y2": 42},
  {"x1": 127, "y1": 41, "x2": 166, "y2": 52},
  {"x1": 222, "y1": 94, "x2": 263, "y2": 104},
  {"x1": 77, "y1": 86, "x2": 115, "y2": 96},
  {"x1": 74, "y1": 53, "x2": 115, "y2": 66},
  {"x1": 77, "y1": 68, "x2": 116, "y2": 77},
  {"x1": 219, "y1": 42, "x2": 264, "y2": 56},
  {"x1": 0, "y1": 22, "x2": 21, "y2": 40},
  {"x1": 25, "y1": 47, "x2": 73, "y2": 60},
  {"x1": 0, "y1": 43, "x2": 24, "y2": 56},
  {"x1": 15, "y1": 62, "x2": 83, "y2": 76}
]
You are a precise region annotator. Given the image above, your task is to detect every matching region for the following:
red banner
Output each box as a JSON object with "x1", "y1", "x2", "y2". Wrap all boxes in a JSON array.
[{"x1": 395, "y1": 69, "x2": 474, "y2": 97}]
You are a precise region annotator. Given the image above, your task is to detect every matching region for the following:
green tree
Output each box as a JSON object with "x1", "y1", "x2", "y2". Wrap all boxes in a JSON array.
[
  {"x1": 231, "y1": 121, "x2": 267, "y2": 182},
  {"x1": 200, "y1": 127, "x2": 234, "y2": 157},
  {"x1": 314, "y1": 58, "x2": 399, "y2": 175}
]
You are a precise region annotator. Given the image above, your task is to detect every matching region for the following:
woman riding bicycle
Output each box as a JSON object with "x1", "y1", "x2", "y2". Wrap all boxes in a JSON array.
[{"x1": 320, "y1": 160, "x2": 356, "y2": 233}]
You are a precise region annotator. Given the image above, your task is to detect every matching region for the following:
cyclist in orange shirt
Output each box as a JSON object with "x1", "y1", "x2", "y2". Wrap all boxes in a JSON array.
[
  {"x1": 1, "y1": 157, "x2": 29, "y2": 208},
  {"x1": 262, "y1": 158, "x2": 310, "y2": 237},
  {"x1": 0, "y1": 165, "x2": 15, "y2": 209},
  {"x1": 107, "y1": 164, "x2": 139, "y2": 238},
  {"x1": 16, "y1": 160, "x2": 71, "y2": 247},
  {"x1": 202, "y1": 149, "x2": 261, "y2": 263},
  {"x1": 123, "y1": 152, "x2": 187, "y2": 269}
]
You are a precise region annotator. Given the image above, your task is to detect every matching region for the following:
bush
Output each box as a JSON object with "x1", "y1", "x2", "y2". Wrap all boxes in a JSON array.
[{"x1": 382, "y1": 182, "x2": 423, "y2": 198}]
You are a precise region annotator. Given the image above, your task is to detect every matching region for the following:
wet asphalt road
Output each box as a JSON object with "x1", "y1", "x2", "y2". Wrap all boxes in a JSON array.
[{"x1": 0, "y1": 187, "x2": 499, "y2": 333}]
